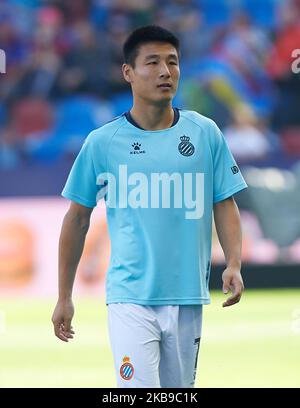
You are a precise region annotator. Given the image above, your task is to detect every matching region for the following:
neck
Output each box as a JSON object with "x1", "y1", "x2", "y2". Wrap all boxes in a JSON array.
[{"x1": 130, "y1": 99, "x2": 174, "y2": 131}]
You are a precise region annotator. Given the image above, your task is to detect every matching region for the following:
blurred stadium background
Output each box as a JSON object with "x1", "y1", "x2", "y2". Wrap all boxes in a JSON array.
[{"x1": 0, "y1": 0, "x2": 300, "y2": 388}]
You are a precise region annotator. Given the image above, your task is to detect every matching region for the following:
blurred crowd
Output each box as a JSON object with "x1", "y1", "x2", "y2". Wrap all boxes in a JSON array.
[
  {"x1": 0, "y1": 0, "x2": 300, "y2": 167},
  {"x1": 1, "y1": 0, "x2": 300, "y2": 263}
]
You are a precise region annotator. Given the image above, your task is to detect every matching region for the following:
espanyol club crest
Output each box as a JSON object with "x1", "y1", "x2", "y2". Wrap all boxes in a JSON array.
[
  {"x1": 178, "y1": 135, "x2": 195, "y2": 156},
  {"x1": 120, "y1": 356, "x2": 134, "y2": 380}
]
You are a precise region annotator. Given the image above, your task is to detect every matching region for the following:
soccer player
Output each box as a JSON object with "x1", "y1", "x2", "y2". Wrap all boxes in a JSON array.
[{"x1": 52, "y1": 25, "x2": 247, "y2": 388}]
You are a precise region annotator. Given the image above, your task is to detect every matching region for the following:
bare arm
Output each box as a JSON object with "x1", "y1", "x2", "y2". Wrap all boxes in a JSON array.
[
  {"x1": 213, "y1": 197, "x2": 244, "y2": 307},
  {"x1": 52, "y1": 201, "x2": 93, "y2": 341}
]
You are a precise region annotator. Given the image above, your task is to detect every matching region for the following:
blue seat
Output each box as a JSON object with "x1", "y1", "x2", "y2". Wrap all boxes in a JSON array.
[
  {"x1": 54, "y1": 96, "x2": 102, "y2": 136},
  {"x1": 28, "y1": 96, "x2": 114, "y2": 161},
  {"x1": 0, "y1": 103, "x2": 6, "y2": 126},
  {"x1": 243, "y1": 0, "x2": 276, "y2": 28},
  {"x1": 197, "y1": 0, "x2": 231, "y2": 26}
]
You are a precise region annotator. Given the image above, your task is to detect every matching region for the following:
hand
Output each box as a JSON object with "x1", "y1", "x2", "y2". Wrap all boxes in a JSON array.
[
  {"x1": 51, "y1": 299, "x2": 75, "y2": 342},
  {"x1": 222, "y1": 267, "x2": 244, "y2": 307}
]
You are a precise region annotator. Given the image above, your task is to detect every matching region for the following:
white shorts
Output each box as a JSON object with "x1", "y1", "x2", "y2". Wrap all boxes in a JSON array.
[{"x1": 107, "y1": 303, "x2": 203, "y2": 388}]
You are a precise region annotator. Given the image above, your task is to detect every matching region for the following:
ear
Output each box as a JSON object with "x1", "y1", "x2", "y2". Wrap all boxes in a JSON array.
[{"x1": 122, "y1": 63, "x2": 133, "y2": 84}]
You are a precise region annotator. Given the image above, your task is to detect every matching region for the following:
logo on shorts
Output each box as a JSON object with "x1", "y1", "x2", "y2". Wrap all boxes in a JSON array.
[
  {"x1": 120, "y1": 356, "x2": 134, "y2": 380},
  {"x1": 178, "y1": 135, "x2": 195, "y2": 157}
]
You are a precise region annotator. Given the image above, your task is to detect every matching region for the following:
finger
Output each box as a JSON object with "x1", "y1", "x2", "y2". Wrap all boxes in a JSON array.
[
  {"x1": 59, "y1": 327, "x2": 72, "y2": 341},
  {"x1": 222, "y1": 281, "x2": 230, "y2": 294},
  {"x1": 60, "y1": 324, "x2": 74, "y2": 339},
  {"x1": 63, "y1": 332, "x2": 74, "y2": 339},
  {"x1": 62, "y1": 324, "x2": 74, "y2": 331},
  {"x1": 62, "y1": 330, "x2": 74, "y2": 338},
  {"x1": 57, "y1": 332, "x2": 69, "y2": 342},
  {"x1": 53, "y1": 321, "x2": 62, "y2": 338},
  {"x1": 61, "y1": 324, "x2": 75, "y2": 334},
  {"x1": 223, "y1": 285, "x2": 240, "y2": 304},
  {"x1": 63, "y1": 319, "x2": 72, "y2": 332},
  {"x1": 222, "y1": 292, "x2": 242, "y2": 307},
  {"x1": 53, "y1": 322, "x2": 69, "y2": 342}
]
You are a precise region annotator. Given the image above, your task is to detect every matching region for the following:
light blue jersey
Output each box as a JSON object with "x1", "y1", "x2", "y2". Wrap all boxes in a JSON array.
[{"x1": 62, "y1": 109, "x2": 247, "y2": 305}]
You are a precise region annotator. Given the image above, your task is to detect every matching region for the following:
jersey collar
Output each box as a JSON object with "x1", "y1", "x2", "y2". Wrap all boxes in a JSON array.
[{"x1": 125, "y1": 108, "x2": 180, "y2": 130}]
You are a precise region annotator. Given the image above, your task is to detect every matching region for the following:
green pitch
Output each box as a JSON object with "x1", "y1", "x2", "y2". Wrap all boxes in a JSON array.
[{"x1": 0, "y1": 289, "x2": 299, "y2": 388}]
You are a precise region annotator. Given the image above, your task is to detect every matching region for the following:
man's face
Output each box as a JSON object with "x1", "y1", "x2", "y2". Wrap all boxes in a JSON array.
[{"x1": 123, "y1": 42, "x2": 180, "y2": 105}]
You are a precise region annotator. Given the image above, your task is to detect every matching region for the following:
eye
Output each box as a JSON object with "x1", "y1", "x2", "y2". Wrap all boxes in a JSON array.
[
  {"x1": 169, "y1": 61, "x2": 178, "y2": 65},
  {"x1": 147, "y1": 61, "x2": 157, "y2": 65}
]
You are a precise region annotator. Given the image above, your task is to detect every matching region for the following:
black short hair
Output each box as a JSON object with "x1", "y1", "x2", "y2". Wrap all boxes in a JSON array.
[{"x1": 123, "y1": 25, "x2": 180, "y2": 67}]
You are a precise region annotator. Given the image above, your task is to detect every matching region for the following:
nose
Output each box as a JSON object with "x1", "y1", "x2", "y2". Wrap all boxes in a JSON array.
[{"x1": 159, "y1": 62, "x2": 171, "y2": 78}]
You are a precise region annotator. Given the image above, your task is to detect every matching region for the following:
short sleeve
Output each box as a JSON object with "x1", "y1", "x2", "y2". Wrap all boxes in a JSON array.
[
  {"x1": 212, "y1": 125, "x2": 248, "y2": 203},
  {"x1": 61, "y1": 133, "x2": 99, "y2": 208}
]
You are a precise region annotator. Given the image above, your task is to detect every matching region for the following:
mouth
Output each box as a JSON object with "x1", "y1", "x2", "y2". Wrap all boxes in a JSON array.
[{"x1": 157, "y1": 83, "x2": 172, "y2": 89}]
